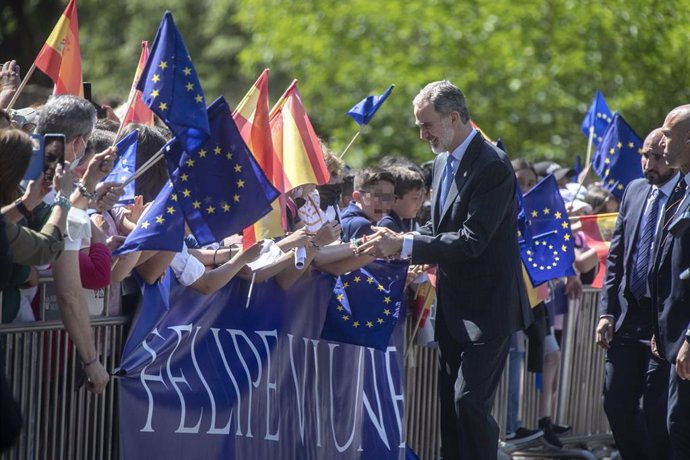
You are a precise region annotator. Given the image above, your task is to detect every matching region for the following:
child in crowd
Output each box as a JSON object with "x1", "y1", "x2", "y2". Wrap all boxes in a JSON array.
[
  {"x1": 340, "y1": 167, "x2": 395, "y2": 242},
  {"x1": 378, "y1": 165, "x2": 425, "y2": 233}
]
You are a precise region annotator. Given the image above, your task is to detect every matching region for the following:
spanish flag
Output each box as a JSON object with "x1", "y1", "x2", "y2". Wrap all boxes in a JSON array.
[
  {"x1": 269, "y1": 80, "x2": 330, "y2": 192},
  {"x1": 122, "y1": 41, "x2": 155, "y2": 127},
  {"x1": 34, "y1": 0, "x2": 83, "y2": 96},
  {"x1": 233, "y1": 69, "x2": 285, "y2": 244},
  {"x1": 578, "y1": 212, "x2": 618, "y2": 288}
]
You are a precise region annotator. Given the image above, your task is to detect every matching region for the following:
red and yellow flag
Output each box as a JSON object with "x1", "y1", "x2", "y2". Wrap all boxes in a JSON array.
[
  {"x1": 34, "y1": 0, "x2": 83, "y2": 96},
  {"x1": 579, "y1": 212, "x2": 618, "y2": 288},
  {"x1": 269, "y1": 80, "x2": 330, "y2": 192},
  {"x1": 122, "y1": 41, "x2": 155, "y2": 127},
  {"x1": 233, "y1": 69, "x2": 285, "y2": 244}
]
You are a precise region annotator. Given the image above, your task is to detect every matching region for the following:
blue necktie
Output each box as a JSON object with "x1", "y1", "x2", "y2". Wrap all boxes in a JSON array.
[
  {"x1": 438, "y1": 155, "x2": 456, "y2": 214},
  {"x1": 630, "y1": 188, "x2": 660, "y2": 299}
]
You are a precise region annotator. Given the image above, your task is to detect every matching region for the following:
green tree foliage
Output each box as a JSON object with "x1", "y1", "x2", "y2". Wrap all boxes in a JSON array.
[
  {"x1": 234, "y1": 0, "x2": 690, "y2": 166},
  {"x1": 3, "y1": 0, "x2": 690, "y2": 169}
]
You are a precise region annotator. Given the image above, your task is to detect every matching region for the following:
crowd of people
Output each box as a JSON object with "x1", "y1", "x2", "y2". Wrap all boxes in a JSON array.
[{"x1": 1, "y1": 57, "x2": 690, "y2": 459}]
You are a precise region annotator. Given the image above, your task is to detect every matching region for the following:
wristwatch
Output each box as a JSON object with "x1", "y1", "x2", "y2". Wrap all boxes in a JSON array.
[{"x1": 685, "y1": 329, "x2": 690, "y2": 345}]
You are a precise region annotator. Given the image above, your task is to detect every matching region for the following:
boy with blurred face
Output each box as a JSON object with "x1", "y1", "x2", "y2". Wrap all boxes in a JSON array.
[
  {"x1": 340, "y1": 167, "x2": 395, "y2": 242},
  {"x1": 378, "y1": 166, "x2": 425, "y2": 233}
]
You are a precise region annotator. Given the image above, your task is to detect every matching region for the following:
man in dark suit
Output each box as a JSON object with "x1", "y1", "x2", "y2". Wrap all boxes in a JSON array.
[
  {"x1": 651, "y1": 105, "x2": 690, "y2": 457},
  {"x1": 596, "y1": 128, "x2": 676, "y2": 459},
  {"x1": 358, "y1": 81, "x2": 532, "y2": 460}
]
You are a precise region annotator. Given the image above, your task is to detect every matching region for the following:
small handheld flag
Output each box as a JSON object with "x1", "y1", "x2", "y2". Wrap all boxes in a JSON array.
[
  {"x1": 518, "y1": 175, "x2": 576, "y2": 286},
  {"x1": 102, "y1": 129, "x2": 139, "y2": 204},
  {"x1": 346, "y1": 84, "x2": 394, "y2": 126},
  {"x1": 34, "y1": 0, "x2": 82, "y2": 96},
  {"x1": 581, "y1": 91, "x2": 613, "y2": 147},
  {"x1": 591, "y1": 113, "x2": 643, "y2": 198}
]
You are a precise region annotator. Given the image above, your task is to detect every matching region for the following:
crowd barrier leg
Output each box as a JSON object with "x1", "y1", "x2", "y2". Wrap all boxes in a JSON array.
[{"x1": 0, "y1": 317, "x2": 128, "y2": 460}]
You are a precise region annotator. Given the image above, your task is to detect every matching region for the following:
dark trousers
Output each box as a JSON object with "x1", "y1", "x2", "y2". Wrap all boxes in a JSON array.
[
  {"x1": 436, "y1": 310, "x2": 510, "y2": 460},
  {"x1": 0, "y1": 353, "x2": 22, "y2": 453},
  {"x1": 668, "y1": 365, "x2": 690, "y2": 459},
  {"x1": 603, "y1": 340, "x2": 671, "y2": 460}
]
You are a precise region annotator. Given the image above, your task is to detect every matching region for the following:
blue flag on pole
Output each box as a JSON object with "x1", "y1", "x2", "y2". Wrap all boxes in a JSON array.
[
  {"x1": 518, "y1": 175, "x2": 576, "y2": 286},
  {"x1": 112, "y1": 180, "x2": 184, "y2": 256},
  {"x1": 165, "y1": 97, "x2": 280, "y2": 246},
  {"x1": 346, "y1": 84, "x2": 394, "y2": 126},
  {"x1": 573, "y1": 155, "x2": 582, "y2": 183},
  {"x1": 320, "y1": 260, "x2": 408, "y2": 351},
  {"x1": 591, "y1": 112, "x2": 643, "y2": 199},
  {"x1": 102, "y1": 129, "x2": 138, "y2": 204},
  {"x1": 136, "y1": 11, "x2": 210, "y2": 153},
  {"x1": 581, "y1": 91, "x2": 613, "y2": 147}
]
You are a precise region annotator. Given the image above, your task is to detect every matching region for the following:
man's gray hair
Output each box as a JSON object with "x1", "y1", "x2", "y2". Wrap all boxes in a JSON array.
[
  {"x1": 36, "y1": 95, "x2": 96, "y2": 142},
  {"x1": 413, "y1": 80, "x2": 470, "y2": 124}
]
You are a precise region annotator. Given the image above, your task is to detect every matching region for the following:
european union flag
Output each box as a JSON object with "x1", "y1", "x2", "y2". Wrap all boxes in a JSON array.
[
  {"x1": 136, "y1": 11, "x2": 209, "y2": 153},
  {"x1": 346, "y1": 84, "x2": 394, "y2": 126},
  {"x1": 112, "y1": 180, "x2": 184, "y2": 256},
  {"x1": 591, "y1": 113, "x2": 643, "y2": 199},
  {"x1": 165, "y1": 96, "x2": 280, "y2": 246},
  {"x1": 519, "y1": 175, "x2": 576, "y2": 286},
  {"x1": 320, "y1": 260, "x2": 409, "y2": 351},
  {"x1": 102, "y1": 129, "x2": 138, "y2": 204},
  {"x1": 581, "y1": 91, "x2": 613, "y2": 147}
]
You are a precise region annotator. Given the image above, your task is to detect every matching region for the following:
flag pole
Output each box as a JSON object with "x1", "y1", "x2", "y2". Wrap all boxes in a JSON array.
[
  {"x1": 111, "y1": 83, "x2": 138, "y2": 145},
  {"x1": 112, "y1": 45, "x2": 146, "y2": 145},
  {"x1": 338, "y1": 129, "x2": 361, "y2": 160},
  {"x1": 4, "y1": 63, "x2": 36, "y2": 111},
  {"x1": 568, "y1": 126, "x2": 596, "y2": 212},
  {"x1": 404, "y1": 284, "x2": 435, "y2": 359}
]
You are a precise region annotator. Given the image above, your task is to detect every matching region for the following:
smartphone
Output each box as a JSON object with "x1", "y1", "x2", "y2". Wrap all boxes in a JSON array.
[
  {"x1": 83, "y1": 81, "x2": 92, "y2": 101},
  {"x1": 43, "y1": 133, "x2": 65, "y2": 182},
  {"x1": 83, "y1": 81, "x2": 107, "y2": 119},
  {"x1": 23, "y1": 134, "x2": 44, "y2": 180}
]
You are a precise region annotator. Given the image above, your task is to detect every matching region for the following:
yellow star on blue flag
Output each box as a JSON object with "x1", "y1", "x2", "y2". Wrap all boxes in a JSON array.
[{"x1": 136, "y1": 11, "x2": 209, "y2": 153}]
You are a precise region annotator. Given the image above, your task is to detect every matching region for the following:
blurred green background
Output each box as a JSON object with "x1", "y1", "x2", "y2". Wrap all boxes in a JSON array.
[{"x1": 2, "y1": 0, "x2": 689, "y2": 167}]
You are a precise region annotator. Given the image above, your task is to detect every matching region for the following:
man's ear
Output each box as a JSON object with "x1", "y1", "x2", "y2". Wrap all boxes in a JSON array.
[{"x1": 352, "y1": 190, "x2": 362, "y2": 202}]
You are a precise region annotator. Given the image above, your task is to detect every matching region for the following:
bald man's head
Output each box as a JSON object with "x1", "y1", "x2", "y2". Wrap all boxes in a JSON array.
[{"x1": 661, "y1": 105, "x2": 690, "y2": 174}]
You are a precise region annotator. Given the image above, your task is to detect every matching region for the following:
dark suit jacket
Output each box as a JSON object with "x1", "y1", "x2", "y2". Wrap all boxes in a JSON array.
[
  {"x1": 649, "y1": 180, "x2": 690, "y2": 363},
  {"x1": 599, "y1": 178, "x2": 651, "y2": 330},
  {"x1": 411, "y1": 133, "x2": 531, "y2": 343}
]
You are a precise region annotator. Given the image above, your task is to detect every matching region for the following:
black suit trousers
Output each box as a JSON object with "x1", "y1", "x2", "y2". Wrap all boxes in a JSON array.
[
  {"x1": 436, "y1": 307, "x2": 509, "y2": 460},
  {"x1": 603, "y1": 340, "x2": 671, "y2": 460},
  {"x1": 669, "y1": 365, "x2": 690, "y2": 459}
]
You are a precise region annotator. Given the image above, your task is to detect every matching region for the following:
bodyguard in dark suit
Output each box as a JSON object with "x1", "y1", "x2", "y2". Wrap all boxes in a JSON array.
[
  {"x1": 358, "y1": 81, "x2": 532, "y2": 460},
  {"x1": 651, "y1": 105, "x2": 690, "y2": 457},
  {"x1": 596, "y1": 129, "x2": 675, "y2": 459}
]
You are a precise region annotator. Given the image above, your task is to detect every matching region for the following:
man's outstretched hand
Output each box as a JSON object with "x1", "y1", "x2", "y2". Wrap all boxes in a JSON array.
[{"x1": 356, "y1": 226, "x2": 405, "y2": 259}]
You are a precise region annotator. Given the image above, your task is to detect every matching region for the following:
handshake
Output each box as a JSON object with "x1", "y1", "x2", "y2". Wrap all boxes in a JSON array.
[{"x1": 351, "y1": 226, "x2": 406, "y2": 259}]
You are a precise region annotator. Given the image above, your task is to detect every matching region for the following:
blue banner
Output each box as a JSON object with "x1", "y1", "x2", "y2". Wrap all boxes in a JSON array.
[{"x1": 117, "y1": 269, "x2": 406, "y2": 459}]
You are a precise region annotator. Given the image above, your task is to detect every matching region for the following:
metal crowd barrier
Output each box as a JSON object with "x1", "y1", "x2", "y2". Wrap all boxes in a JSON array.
[
  {"x1": 0, "y1": 316, "x2": 128, "y2": 460},
  {"x1": 1, "y1": 281, "x2": 610, "y2": 460},
  {"x1": 404, "y1": 288, "x2": 612, "y2": 459}
]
